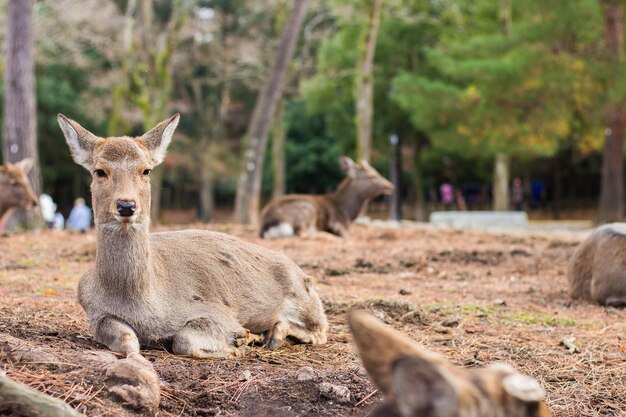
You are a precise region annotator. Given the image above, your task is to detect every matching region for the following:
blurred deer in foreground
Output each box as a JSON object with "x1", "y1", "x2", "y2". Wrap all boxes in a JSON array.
[
  {"x1": 260, "y1": 157, "x2": 393, "y2": 239},
  {"x1": 568, "y1": 223, "x2": 626, "y2": 307},
  {"x1": 57, "y1": 113, "x2": 327, "y2": 359},
  {"x1": 0, "y1": 158, "x2": 38, "y2": 230},
  {"x1": 348, "y1": 311, "x2": 551, "y2": 417}
]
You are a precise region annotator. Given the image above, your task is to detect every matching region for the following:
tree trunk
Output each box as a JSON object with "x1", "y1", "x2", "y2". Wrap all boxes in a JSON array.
[
  {"x1": 493, "y1": 153, "x2": 510, "y2": 211},
  {"x1": 2, "y1": 0, "x2": 40, "y2": 229},
  {"x1": 597, "y1": 0, "x2": 625, "y2": 223},
  {"x1": 272, "y1": 99, "x2": 287, "y2": 199},
  {"x1": 412, "y1": 144, "x2": 426, "y2": 221},
  {"x1": 233, "y1": 0, "x2": 308, "y2": 224},
  {"x1": 389, "y1": 134, "x2": 402, "y2": 220},
  {"x1": 354, "y1": 0, "x2": 383, "y2": 162}
]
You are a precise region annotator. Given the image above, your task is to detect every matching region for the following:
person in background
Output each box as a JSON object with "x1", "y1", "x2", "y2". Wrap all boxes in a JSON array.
[
  {"x1": 440, "y1": 182, "x2": 455, "y2": 210},
  {"x1": 53, "y1": 212, "x2": 65, "y2": 230},
  {"x1": 512, "y1": 177, "x2": 524, "y2": 211},
  {"x1": 39, "y1": 192, "x2": 56, "y2": 228},
  {"x1": 67, "y1": 198, "x2": 92, "y2": 233}
]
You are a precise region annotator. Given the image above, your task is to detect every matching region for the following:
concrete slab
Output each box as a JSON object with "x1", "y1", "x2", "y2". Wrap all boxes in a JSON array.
[{"x1": 429, "y1": 211, "x2": 529, "y2": 230}]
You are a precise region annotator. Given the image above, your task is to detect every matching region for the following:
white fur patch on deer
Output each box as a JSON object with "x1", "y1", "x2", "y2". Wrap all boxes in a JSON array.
[
  {"x1": 260, "y1": 156, "x2": 393, "y2": 239},
  {"x1": 57, "y1": 113, "x2": 328, "y2": 360}
]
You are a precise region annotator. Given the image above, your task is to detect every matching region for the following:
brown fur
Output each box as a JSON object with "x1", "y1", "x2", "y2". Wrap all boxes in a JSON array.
[
  {"x1": 348, "y1": 311, "x2": 552, "y2": 417},
  {"x1": 57, "y1": 113, "x2": 327, "y2": 358},
  {"x1": 568, "y1": 223, "x2": 626, "y2": 307},
  {"x1": 0, "y1": 159, "x2": 38, "y2": 226},
  {"x1": 260, "y1": 157, "x2": 393, "y2": 238}
]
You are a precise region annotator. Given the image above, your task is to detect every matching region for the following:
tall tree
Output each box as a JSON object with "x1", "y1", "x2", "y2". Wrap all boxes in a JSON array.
[
  {"x1": 108, "y1": 0, "x2": 190, "y2": 221},
  {"x1": 354, "y1": 0, "x2": 383, "y2": 162},
  {"x1": 233, "y1": 0, "x2": 308, "y2": 224},
  {"x1": 597, "y1": 0, "x2": 625, "y2": 222},
  {"x1": 3, "y1": 0, "x2": 39, "y2": 192}
]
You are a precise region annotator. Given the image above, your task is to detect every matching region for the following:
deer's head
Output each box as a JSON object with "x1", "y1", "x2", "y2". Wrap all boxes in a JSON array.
[
  {"x1": 0, "y1": 158, "x2": 38, "y2": 210},
  {"x1": 348, "y1": 311, "x2": 551, "y2": 417},
  {"x1": 340, "y1": 157, "x2": 393, "y2": 199},
  {"x1": 57, "y1": 114, "x2": 180, "y2": 228}
]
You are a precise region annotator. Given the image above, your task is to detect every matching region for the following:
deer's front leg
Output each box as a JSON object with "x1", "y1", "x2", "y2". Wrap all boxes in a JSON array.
[{"x1": 95, "y1": 316, "x2": 140, "y2": 356}]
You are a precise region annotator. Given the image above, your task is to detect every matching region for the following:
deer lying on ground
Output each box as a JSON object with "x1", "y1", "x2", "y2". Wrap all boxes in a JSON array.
[
  {"x1": 0, "y1": 158, "x2": 38, "y2": 230},
  {"x1": 348, "y1": 311, "x2": 551, "y2": 417},
  {"x1": 568, "y1": 223, "x2": 626, "y2": 307},
  {"x1": 57, "y1": 113, "x2": 327, "y2": 359},
  {"x1": 260, "y1": 156, "x2": 393, "y2": 239}
]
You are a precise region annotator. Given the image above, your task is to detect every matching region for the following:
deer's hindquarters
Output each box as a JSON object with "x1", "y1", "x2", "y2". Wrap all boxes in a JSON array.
[
  {"x1": 568, "y1": 224, "x2": 626, "y2": 306},
  {"x1": 260, "y1": 197, "x2": 322, "y2": 238}
]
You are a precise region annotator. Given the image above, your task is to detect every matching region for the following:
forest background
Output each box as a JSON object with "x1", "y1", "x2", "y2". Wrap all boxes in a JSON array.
[{"x1": 3, "y1": 0, "x2": 625, "y2": 225}]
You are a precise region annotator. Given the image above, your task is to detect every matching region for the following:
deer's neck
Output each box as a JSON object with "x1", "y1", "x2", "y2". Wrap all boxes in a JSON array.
[
  {"x1": 330, "y1": 177, "x2": 366, "y2": 221},
  {"x1": 95, "y1": 222, "x2": 153, "y2": 297}
]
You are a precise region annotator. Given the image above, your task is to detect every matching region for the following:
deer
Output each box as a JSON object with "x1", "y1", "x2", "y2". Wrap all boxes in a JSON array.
[
  {"x1": 348, "y1": 311, "x2": 552, "y2": 417},
  {"x1": 0, "y1": 158, "x2": 38, "y2": 231},
  {"x1": 260, "y1": 156, "x2": 393, "y2": 239},
  {"x1": 568, "y1": 223, "x2": 626, "y2": 307},
  {"x1": 57, "y1": 113, "x2": 328, "y2": 360}
]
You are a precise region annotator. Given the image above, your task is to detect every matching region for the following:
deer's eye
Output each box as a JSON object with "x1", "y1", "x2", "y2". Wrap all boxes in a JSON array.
[
  {"x1": 142, "y1": 169, "x2": 151, "y2": 176},
  {"x1": 94, "y1": 169, "x2": 107, "y2": 178}
]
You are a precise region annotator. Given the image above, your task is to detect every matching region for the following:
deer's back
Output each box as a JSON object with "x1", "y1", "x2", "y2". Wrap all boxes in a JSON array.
[
  {"x1": 568, "y1": 223, "x2": 626, "y2": 305},
  {"x1": 260, "y1": 194, "x2": 340, "y2": 234}
]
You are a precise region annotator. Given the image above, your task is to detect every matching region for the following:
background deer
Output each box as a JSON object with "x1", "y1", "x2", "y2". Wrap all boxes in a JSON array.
[
  {"x1": 57, "y1": 113, "x2": 327, "y2": 359},
  {"x1": 568, "y1": 223, "x2": 626, "y2": 307},
  {"x1": 0, "y1": 158, "x2": 38, "y2": 230},
  {"x1": 348, "y1": 311, "x2": 551, "y2": 417},
  {"x1": 260, "y1": 156, "x2": 393, "y2": 239}
]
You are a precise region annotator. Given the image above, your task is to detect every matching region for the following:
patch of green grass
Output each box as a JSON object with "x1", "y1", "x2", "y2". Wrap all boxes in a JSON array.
[{"x1": 505, "y1": 311, "x2": 577, "y2": 327}]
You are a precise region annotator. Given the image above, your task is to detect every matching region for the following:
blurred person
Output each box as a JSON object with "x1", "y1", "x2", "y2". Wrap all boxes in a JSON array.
[
  {"x1": 53, "y1": 212, "x2": 65, "y2": 230},
  {"x1": 512, "y1": 177, "x2": 524, "y2": 211},
  {"x1": 440, "y1": 182, "x2": 454, "y2": 210},
  {"x1": 531, "y1": 179, "x2": 544, "y2": 209},
  {"x1": 67, "y1": 198, "x2": 92, "y2": 233},
  {"x1": 39, "y1": 192, "x2": 57, "y2": 228}
]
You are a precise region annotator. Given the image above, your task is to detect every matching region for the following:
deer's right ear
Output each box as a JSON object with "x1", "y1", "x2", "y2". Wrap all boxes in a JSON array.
[
  {"x1": 340, "y1": 156, "x2": 356, "y2": 177},
  {"x1": 57, "y1": 114, "x2": 97, "y2": 170},
  {"x1": 391, "y1": 356, "x2": 458, "y2": 417}
]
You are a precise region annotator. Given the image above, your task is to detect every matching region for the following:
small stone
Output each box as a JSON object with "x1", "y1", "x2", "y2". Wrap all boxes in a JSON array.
[
  {"x1": 318, "y1": 382, "x2": 351, "y2": 403},
  {"x1": 356, "y1": 366, "x2": 368, "y2": 376},
  {"x1": 373, "y1": 310, "x2": 386, "y2": 321},
  {"x1": 399, "y1": 289, "x2": 413, "y2": 296},
  {"x1": 239, "y1": 370, "x2": 252, "y2": 381},
  {"x1": 295, "y1": 366, "x2": 317, "y2": 381},
  {"x1": 105, "y1": 353, "x2": 160, "y2": 411},
  {"x1": 491, "y1": 299, "x2": 507, "y2": 306},
  {"x1": 441, "y1": 318, "x2": 459, "y2": 328}
]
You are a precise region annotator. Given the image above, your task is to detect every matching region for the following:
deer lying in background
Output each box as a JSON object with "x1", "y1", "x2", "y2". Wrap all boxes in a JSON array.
[
  {"x1": 57, "y1": 113, "x2": 327, "y2": 358},
  {"x1": 348, "y1": 311, "x2": 551, "y2": 417},
  {"x1": 568, "y1": 223, "x2": 626, "y2": 307},
  {"x1": 260, "y1": 156, "x2": 393, "y2": 239},
  {"x1": 0, "y1": 158, "x2": 38, "y2": 230}
]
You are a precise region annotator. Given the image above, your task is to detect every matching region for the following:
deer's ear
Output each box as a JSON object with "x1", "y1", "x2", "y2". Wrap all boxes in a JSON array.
[
  {"x1": 14, "y1": 158, "x2": 34, "y2": 174},
  {"x1": 57, "y1": 114, "x2": 98, "y2": 170},
  {"x1": 340, "y1": 156, "x2": 356, "y2": 177},
  {"x1": 139, "y1": 114, "x2": 180, "y2": 166},
  {"x1": 391, "y1": 356, "x2": 459, "y2": 417},
  {"x1": 503, "y1": 374, "x2": 546, "y2": 402}
]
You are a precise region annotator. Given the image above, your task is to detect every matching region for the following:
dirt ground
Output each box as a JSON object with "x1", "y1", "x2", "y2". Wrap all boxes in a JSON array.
[{"x1": 0, "y1": 223, "x2": 624, "y2": 417}]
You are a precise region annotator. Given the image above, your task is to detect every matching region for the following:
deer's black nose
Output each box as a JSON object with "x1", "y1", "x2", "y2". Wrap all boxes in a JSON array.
[{"x1": 116, "y1": 200, "x2": 136, "y2": 217}]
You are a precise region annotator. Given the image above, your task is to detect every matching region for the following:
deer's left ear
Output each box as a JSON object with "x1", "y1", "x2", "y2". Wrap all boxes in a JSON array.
[
  {"x1": 14, "y1": 158, "x2": 34, "y2": 174},
  {"x1": 139, "y1": 113, "x2": 180, "y2": 165}
]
